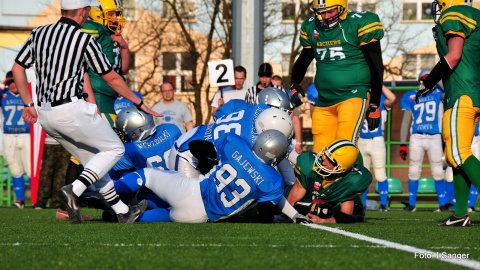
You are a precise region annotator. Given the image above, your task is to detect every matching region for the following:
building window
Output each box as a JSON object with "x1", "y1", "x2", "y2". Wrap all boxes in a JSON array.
[
  {"x1": 161, "y1": 0, "x2": 196, "y2": 21},
  {"x1": 349, "y1": 1, "x2": 377, "y2": 13},
  {"x1": 162, "y1": 52, "x2": 194, "y2": 92},
  {"x1": 402, "y1": 1, "x2": 432, "y2": 22},
  {"x1": 402, "y1": 53, "x2": 436, "y2": 79},
  {"x1": 281, "y1": 0, "x2": 312, "y2": 23},
  {"x1": 125, "y1": 52, "x2": 137, "y2": 90},
  {"x1": 122, "y1": 0, "x2": 137, "y2": 21}
]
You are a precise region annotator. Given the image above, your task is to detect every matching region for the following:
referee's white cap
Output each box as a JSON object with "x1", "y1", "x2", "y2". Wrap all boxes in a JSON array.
[{"x1": 61, "y1": 0, "x2": 100, "y2": 10}]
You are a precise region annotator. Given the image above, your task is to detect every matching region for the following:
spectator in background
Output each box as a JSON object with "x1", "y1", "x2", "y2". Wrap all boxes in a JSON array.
[
  {"x1": 0, "y1": 76, "x2": 30, "y2": 208},
  {"x1": 358, "y1": 86, "x2": 396, "y2": 212},
  {"x1": 400, "y1": 69, "x2": 445, "y2": 212},
  {"x1": 211, "y1": 66, "x2": 247, "y2": 117},
  {"x1": 245, "y1": 63, "x2": 284, "y2": 105},
  {"x1": 272, "y1": 75, "x2": 303, "y2": 154},
  {"x1": 152, "y1": 82, "x2": 194, "y2": 133}
]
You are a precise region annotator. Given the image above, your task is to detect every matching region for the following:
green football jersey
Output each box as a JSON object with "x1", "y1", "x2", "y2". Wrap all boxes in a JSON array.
[
  {"x1": 82, "y1": 20, "x2": 122, "y2": 113},
  {"x1": 284, "y1": 152, "x2": 372, "y2": 206},
  {"x1": 299, "y1": 11, "x2": 384, "y2": 107},
  {"x1": 435, "y1": 5, "x2": 480, "y2": 110}
]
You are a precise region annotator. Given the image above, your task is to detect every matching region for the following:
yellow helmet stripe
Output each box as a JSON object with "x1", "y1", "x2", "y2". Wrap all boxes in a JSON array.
[{"x1": 440, "y1": 12, "x2": 477, "y2": 29}]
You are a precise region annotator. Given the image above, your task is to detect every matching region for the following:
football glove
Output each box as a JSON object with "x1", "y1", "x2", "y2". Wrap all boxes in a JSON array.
[
  {"x1": 366, "y1": 104, "x2": 381, "y2": 131},
  {"x1": 399, "y1": 144, "x2": 408, "y2": 160},
  {"x1": 293, "y1": 213, "x2": 313, "y2": 224},
  {"x1": 289, "y1": 83, "x2": 305, "y2": 108},
  {"x1": 415, "y1": 85, "x2": 432, "y2": 104},
  {"x1": 310, "y1": 201, "x2": 333, "y2": 219}
]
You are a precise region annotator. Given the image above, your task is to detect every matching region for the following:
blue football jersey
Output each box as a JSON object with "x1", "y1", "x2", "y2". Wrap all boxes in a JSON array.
[
  {"x1": 359, "y1": 94, "x2": 387, "y2": 139},
  {"x1": 1, "y1": 90, "x2": 29, "y2": 134},
  {"x1": 114, "y1": 123, "x2": 182, "y2": 171},
  {"x1": 114, "y1": 91, "x2": 143, "y2": 114},
  {"x1": 307, "y1": 84, "x2": 318, "y2": 105},
  {"x1": 475, "y1": 121, "x2": 480, "y2": 137},
  {"x1": 199, "y1": 133, "x2": 284, "y2": 222},
  {"x1": 400, "y1": 86, "x2": 443, "y2": 135},
  {"x1": 178, "y1": 103, "x2": 269, "y2": 153},
  {"x1": 214, "y1": 99, "x2": 255, "y2": 120}
]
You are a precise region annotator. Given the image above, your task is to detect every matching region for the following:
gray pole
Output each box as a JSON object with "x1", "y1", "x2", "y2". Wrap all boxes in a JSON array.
[{"x1": 232, "y1": 0, "x2": 264, "y2": 88}]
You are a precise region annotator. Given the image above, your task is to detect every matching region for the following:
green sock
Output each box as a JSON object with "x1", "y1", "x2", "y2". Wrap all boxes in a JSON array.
[
  {"x1": 356, "y1": 151, "x2": 364, "y2": 167},
  {"x1": 459, "y1": 156, "x2": 480, "y2": 188},
  {"x1": 453, "y1": 168, "x2": 470, "y2": 217}
]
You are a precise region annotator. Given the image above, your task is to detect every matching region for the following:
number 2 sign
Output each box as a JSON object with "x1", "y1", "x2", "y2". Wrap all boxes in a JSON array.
[{"x1": 208, "y1": 59, "x2": 234, "y2": 87}]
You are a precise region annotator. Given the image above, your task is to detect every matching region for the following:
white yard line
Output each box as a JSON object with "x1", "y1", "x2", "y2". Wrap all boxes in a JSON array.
[{"x1": 305, "y1": 223, "x2": 480, "y2": 270}]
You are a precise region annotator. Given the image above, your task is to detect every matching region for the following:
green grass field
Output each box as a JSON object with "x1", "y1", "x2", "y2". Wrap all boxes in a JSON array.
[{"x1": 0, "y1": 207, "x2": 479, "y2": 270}]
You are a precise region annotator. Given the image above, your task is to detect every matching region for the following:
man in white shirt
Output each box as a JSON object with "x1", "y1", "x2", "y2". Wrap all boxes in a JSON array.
[
  {"x1": 211, "y1": 66, "x2": 247, "y2": 117},
  {"x1": 152, "y1": 82, "x2": 194, "y2": 133}
]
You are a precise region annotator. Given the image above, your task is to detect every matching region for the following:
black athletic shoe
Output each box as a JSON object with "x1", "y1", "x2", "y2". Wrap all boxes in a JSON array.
[
  {"x1": 468, "y1": 207, "x2": 476, "y2": 213},
  {"x1": 33, "y1": 201, "x2": 46, "y2": 210},
  {"x1": 117, "y1": 200, "x2": 148, "y2": 224},
  {"x1": 403, "y1": 203, "x2": 416, "y2": 212},
  {"x1": 438, "y1": 214, "x2": 471, "y2": 227},
  {"x1": 434, "y1": 205, "x2": 450, "y2": 212},
  {"x1": 379, "y1": 204, "x2": 388, "y2": 212},
  {"x1": 58, "y1": 184, "x2": 83, "y2": 224}
]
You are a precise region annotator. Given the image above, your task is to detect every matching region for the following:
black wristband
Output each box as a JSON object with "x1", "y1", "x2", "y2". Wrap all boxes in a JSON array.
[
  {"x1": 135, "y1": 100, "x2": 143, "y2": 109},
  {"x1": 23, "y1": 103, "x2": 35, "y2": 107},
  {"x1": 423, "y1": 57, "x2": 452, "y2": 89}
]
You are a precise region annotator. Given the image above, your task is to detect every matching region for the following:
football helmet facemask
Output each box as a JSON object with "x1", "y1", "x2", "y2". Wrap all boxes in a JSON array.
[
  {"x1": 253, "y1": 129, "x2": 290, "y2": 166},
  {"x1": 432, "y1": 0, "x2": 472, "y2": 22},
  {"x1": 256, "y1": 87, "x2": 293, "y2": 113},
  {"x1": 90, "y1": 0, "x2": 126, "y2": 34},
  {"x1": 255, "y1": 107, "x2": 293, "y2": 140},
  {"x1": 311, "y1": 0, "x2": 347, "y2": 29},
  {"x1": 313, "y1": 139, "x2": 358, "y2": 177},
  {"x1": 115, "y1": 106, "x2": 156, "y2": 142}
]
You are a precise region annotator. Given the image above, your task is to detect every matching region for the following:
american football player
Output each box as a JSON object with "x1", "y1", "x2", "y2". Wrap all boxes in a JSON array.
[
  {"x1": 419, "y1": 0, "x2": 480, "y2": 226},
  {"x1": 114, "y1": 130, "x2": 312, "y2": 224},
  {"x1": 400, "y1": 69, "x2": 445, "y2": 213},
  {"x1": 289, "y1": 0, "x2": 384, "y2": 153},
  {"x1": 358, "y1": 86, "x2": 396, "y2": 212},
  {"x1": 284, "y1": 139, "x2": 372, "y2": 224},
  {"x1": 83, "y1": 0, "x2": 129, "y2": 127}
]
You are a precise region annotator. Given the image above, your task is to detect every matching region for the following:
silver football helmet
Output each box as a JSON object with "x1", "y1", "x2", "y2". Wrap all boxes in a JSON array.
[
  {"x1": 255, "y1": 87, "x2": 293, "y2": 112},
  {"x1": 115, "y1": 106, "x2": 156, "y2": 142},
  {"x1": 252, "y1": 129, "x2": 289, "y2": 166},
  {"x1": 255, "y1": 107, "x2": 293, "y2": 139},
  {"x1": 418, "y1": 68, "x2": 432, "y2": 82}
]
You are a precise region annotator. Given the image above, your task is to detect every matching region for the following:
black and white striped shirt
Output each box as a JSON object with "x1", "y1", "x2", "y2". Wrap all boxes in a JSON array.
[
  {"x1": 15, "y1": 17, "x2": 112, "y2": 104},
  {"x1": 245, "y1": 83, "x2": 286, "y2": 105}
]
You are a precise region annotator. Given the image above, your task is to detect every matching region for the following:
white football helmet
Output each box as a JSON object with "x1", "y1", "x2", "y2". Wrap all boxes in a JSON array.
[
  {"x1": 255, "y1": 107, "x2": 293, "y2": 140},
  {"x1": 252, "y1": 129, "x2": 289, "y2": 166},
  {"x1": 115, "y1": 106, "x2": 156, "y2": 142}
]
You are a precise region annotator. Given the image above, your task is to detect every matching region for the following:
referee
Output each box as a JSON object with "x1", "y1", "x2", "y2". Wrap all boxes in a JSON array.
[{"x1": 12, "y1": 0, "x2": 160, "y2": 224}]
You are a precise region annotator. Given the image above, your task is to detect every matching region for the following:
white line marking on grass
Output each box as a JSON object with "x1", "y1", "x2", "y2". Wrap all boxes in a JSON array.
[{"x1": 305, "y1": 224, "x2": 480, "y2": 270}]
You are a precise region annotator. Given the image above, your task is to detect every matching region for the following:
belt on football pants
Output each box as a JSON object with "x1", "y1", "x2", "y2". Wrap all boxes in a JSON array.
[
  {"x1": 413, "y1": 132, "x2": 439, "y2": 136},
  {"x1": 38, "y1": 93, "x2": 88, "y2": 107}
]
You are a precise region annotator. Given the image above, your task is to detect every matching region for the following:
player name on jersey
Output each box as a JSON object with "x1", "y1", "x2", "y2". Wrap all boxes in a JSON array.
[{"x1": 231, "y1": 151, "x2": 265, "y2": 185}]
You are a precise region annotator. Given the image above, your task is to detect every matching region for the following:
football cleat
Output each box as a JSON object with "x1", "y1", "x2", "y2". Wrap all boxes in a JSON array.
[
  {"x1": 117, "y1": 199, "x2": 148, "y2": 224},
  {"x1": 402, "y1": 202, "x2": 417, "y2": 212},
  {"x1": 468, "y1": 207, "x2": 476, "y2": 213},
  {"x1": 433, "y1": 205, "x2": 450, "y2": 212},
  {"x1": 379, "y1": 204, "x2": 388, "y2": 212},
  {"x1": 438, "y1": 214, "x2": 471, "y2": 227},
  {"x1": 12, "y1": 200, "x2": 25, "y2": 209},
  {"x1": 56, "y1": 208, "x2": 94, "y2": 221},
  {"x1": 58, "y1": 184, "x2": 83, "y2": 224}
]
